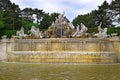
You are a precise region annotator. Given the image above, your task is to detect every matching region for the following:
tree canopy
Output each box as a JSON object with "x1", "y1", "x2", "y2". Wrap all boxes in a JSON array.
[{"x1": 0, "y1": 0, "x2": 120, "y2": 38}]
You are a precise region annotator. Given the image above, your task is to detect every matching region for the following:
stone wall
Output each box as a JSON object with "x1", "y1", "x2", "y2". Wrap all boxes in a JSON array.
[
  {"x1": 0, "y1": 39, "x2": 8, "y2": 61},
  {"x1": 0, "y1": 38, "x2": 120, "y2": 63},
  {"x1": 13, "y1": 38, "x2": 114, "y2": 52}
]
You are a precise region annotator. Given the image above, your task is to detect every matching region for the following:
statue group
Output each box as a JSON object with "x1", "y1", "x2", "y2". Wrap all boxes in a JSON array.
[
  {"x1": 16, "y1": 26, "x2": 42, "y2": 39},
  {"x1": 16, "y1": 13, "x2": 108, "y2": 39}
]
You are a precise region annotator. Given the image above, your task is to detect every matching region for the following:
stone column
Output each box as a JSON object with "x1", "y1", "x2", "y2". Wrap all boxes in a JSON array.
[{"x1": 0, "y1": 38, "x2": 8, "y2": 61}]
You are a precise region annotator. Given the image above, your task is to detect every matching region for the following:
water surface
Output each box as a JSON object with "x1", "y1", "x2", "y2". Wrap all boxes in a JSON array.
[{"x1": 0, "y1": 62, "x2": 120, "y2": 80}]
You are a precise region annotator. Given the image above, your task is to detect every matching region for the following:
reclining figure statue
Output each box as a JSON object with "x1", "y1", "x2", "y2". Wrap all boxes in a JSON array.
[
  {"x1": 94, "y1": 23, "x2": 108, "y2": 38},
  {"x1": 29, "y1": 26, "x2": 42, "y2": 38},
  {"x1": 16, "y1": 27, "x2": 25, "y2": 38},
  {"x1": 72, "y1": 23, "x2": 88, "y2": 37}
]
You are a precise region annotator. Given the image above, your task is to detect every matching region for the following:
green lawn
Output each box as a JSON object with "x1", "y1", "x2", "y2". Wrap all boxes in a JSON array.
[{"x1": 0, "y1": 62, "x2": 120, "y2": 80}]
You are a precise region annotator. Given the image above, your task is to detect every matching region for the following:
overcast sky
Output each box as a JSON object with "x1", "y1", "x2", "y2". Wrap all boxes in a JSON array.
[{"x1": 10, "y1": 0, "x2": 112, "y2": 21}]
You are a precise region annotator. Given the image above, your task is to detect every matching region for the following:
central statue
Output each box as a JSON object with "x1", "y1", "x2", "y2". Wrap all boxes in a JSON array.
[{"x1": 44, "y1": 13, "x2": 74, "y2": 38}]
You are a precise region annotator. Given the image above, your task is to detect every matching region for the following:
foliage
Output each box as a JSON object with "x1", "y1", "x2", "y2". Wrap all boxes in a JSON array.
[
  {"x1": 106, "y1": 27, "x2": 120, "y2": 35},
  {"x1": 0, "y1": 30, "x2": 16, "y2": 38},
  {"x1": 107, "y1": 27, "x2": 116, "y2": 35},
  {"x1": 92, "y1": 1, "x2": 113, "y2": 28},
  {"x1": 0, "y1": 9, "x2": 4, "y2": 29},
  {"x1": 0, "y1": 0, "x2": 120, "y2": 38},
  {"x1": 72, "y1": 13, "x2": 96, "y2": 29},
  {"x1": 115, "y1": 27, "x2": 120, "y2": 35},
  {"x1": 110, "y1": 0, "x2": 120, "y2": 23},
  {"x1": 39, "y1": 14, "x2": 51, "y2": 30}
]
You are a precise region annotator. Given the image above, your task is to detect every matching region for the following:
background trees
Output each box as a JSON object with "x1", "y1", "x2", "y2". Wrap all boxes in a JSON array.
[
  {"x1": 93, "y1": 1, "x2": 113, "y2": 28},
  {"x1": 0, "y1": 9, "x2": 4, "y2": 29},
  {"x1": 0, "y1": 0, "x2": 120, "y2": 38},
  {"x1": 110, "y1": 0, "x2": 120, "y2": 24}
]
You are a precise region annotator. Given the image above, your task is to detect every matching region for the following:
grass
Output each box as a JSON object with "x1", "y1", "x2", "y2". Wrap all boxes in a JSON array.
[{"x1": 0, "y1": 62, "x2": 120, "y2": 80}]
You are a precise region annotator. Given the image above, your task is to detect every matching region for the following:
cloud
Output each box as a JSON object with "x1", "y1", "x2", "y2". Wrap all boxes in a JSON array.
[{"x1": 10, "y1": 0, "x2": 112, "y2": 21}]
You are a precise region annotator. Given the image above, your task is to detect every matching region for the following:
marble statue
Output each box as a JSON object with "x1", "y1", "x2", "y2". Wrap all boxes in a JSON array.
[
  {"x1": 44, "y1": 13, "x2": 74, "y2": 38},
  {"x1": 16, "y1": 27, "x2": 25, "y2": 38},
  {"x1": 77, "y1": 23, "x2": 88, "y2": 36},
  {"x1": 72, "y1": 25, "x2": 80, "y2": 37},
  {"x1": 72, "y1": 23, "x2": 88, "y2": 37},
  {"x1": 68, "y1": 22, "x2": 74, "y2": 29},
  {"x1": 30, "y1": 26, "x2": 42, "y2": 38},
  {"x1": 94, "y1": 23, "x2": 108, "y2": 38}
]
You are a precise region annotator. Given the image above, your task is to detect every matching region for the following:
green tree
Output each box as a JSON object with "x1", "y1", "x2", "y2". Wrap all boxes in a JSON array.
[
  {"x1": 0, "y1": 0, "x2": 11, "y2": 10},
  {"x1": 1, "y1": 1, "x2": 21, "y2": 30},
  {"x1": 93, "y1": 1, "x2": 113, "y2": 28},
  {"x1": 39, "y1": 13, "x2": 51, "y2": 30},
  {"x1": 0, "y1": 9, "x2": 4, "y2": 29},
  {"x1": 21, "y1": 8, "x2": 34, "y2": 22},
  {"x1": 10, "y1": 3, "x2": 21, "y2": 30},
  {"x1": 110, "y1": 0, "x2": 120, "y2": 23},
  {"x1": 50, "y1": 13, "x2": 60, "y2": 22},
  {"x1": 72, "y1": 13, "x2": 96, "y2": 29},
  {"x1": 33, "y1": 8, "x2": 44, "y2": 27}
]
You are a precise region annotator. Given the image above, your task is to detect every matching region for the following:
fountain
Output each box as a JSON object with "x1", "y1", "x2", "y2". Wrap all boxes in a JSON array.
[{"x1": 0, "y1": 13, "x2": 120, "y2": 63}]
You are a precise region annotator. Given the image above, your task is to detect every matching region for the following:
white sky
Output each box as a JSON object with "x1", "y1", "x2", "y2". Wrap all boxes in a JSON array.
[{"x1": 10, "y1": 0, "x2": 112, "y2": 21}]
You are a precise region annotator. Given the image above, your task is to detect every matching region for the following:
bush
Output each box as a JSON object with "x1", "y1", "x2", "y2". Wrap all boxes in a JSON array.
[{"x1": 0, "y1": 30, "x2": 16, "y2": 38}]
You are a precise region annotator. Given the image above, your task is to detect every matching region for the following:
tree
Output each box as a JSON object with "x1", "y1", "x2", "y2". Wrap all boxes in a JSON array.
[
  {"x1": 0, "y1": 0, "x2": 11, "y2": 10},
  {"x1": 110, "y1": 0, "x2": 120, "y2": 23},
  {"x1": 3, "y1": 3, "x2": 21, "y2": 30},
  {"x1": 10, "y1": 3, "x2": 21, "y2": 30},
  {"x1": 93, "y1": 1, "x2": 113, "y2": 28},
  {"x1": 50, "y1": 13, "x2": 60, "y2": 22},
  {"x1": 21, "y1": 8, "x2": 34, "y2": 22},
  {"x1": 72, "y1": 13, "x2": 96, "y2": 29},
  {"x1": 33, "y1": 8, "x2": 44, "y2": 27},
  {"x1": 0, "y1": 9, "x2": 4, "y2": 29},
  {"x1": 39, "y1": 13, "x2": 51, "y2": 30}
]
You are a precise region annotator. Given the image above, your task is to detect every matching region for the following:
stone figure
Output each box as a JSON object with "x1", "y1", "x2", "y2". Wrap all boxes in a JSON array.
[
  {"x1": 99, "y1": 28, "x2": 108, "y2": 38},
  {"x1": 30, "y1": 26, "x2": 42, "y2": 38},
  {"x1": 16, "y1": 27, "x2": 25, "y2": 38},
  {"x1": 98, "y1": 22, "x2": 102, "y2": 34},
  {"x1": 94, "y1": 23, "x2": 108, "y2": 38},
  {"x1": 77, "y1": 23, "x2": 88, "y2": 36},
  {"x1": 68, "y1": 22, "x2": 74, "y2": 29},
  {"x1": 30, "y1": 26, "x2": 36, "y2": 35},
  {"x1": 44, "y1": 13, "x2": 74, "y2": 38},
  {"x1": 72, "y1": 25, "x2": 80, "y2": 37},
  {"x1": 72, "y1": 23, "x2": 88, "y2": 37}
]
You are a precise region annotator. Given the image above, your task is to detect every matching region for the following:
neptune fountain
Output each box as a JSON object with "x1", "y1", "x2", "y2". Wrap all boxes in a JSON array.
[{"x1": 0, "y1": 13, "x2": 120, "y2": 63}]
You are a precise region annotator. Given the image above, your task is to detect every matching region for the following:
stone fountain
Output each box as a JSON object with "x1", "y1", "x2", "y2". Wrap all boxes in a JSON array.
[{"x1": 0, "y1": 13, "x2": 120, "y2": 63}]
